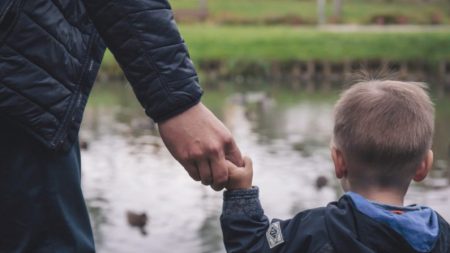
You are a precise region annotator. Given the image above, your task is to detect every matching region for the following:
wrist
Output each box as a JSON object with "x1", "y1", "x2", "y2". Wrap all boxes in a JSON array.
[{"x1": 226, "y1": 181, "x2": 253, "y2": 190}]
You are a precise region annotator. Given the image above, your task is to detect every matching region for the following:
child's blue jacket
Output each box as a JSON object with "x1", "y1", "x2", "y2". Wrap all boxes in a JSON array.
[{"x1": 221, "y1": 187, "x2": 450, "y2": 253}]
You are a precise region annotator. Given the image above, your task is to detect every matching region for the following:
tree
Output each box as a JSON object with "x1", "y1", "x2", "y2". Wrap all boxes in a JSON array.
[
  {"x1": 333, "y1": 0, "x2": 343, "y2": 21},
  {"x1": 199, "y1": 0, "x2": 208, "y2": 22},
  {"x1": 199, "y1": 0, "x2": 207, "y2": 11},
  {"x1": 317, "y1": 0, "x2": 326, "y2": 25}
]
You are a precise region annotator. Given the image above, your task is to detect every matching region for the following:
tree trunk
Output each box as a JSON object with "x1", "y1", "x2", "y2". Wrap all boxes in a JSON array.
[
  {"x1": 317, "y1": 0, "x2": 326, "y2": 25},
  {"x1": 199, "y1": 0, "x2": 207, "y2": 11},
  {"x1": 199, "y1": 0, "x2": 208, "y2": 22},
  {"x1": 333, "y1": 0, "x2": 342, "y2": 20}
]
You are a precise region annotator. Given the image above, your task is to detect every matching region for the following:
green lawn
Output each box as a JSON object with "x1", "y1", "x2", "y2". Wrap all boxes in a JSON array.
[
  {"x1": 170, "y1": 0, "x2": 450, "y2": 25},
  {"x1": 102, "y1": 25, "x2": 450, "y2": 69},
  {"x1": 180, "y1": 25, "x2": 450, "y2": 61}
]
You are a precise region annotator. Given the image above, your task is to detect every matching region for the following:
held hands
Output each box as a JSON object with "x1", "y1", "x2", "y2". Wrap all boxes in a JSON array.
[
  {"x1": 225, "y1": 156, "x2": 253, "y2": 190},
  {"x1": 158, "y1": 102, "x2": 244, "y2": 191}
]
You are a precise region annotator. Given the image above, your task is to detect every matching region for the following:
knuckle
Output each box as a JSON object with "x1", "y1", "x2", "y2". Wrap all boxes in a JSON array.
[
  {"x1": 211, "y1": 184, "x2": 224, "y2": 191},
  {"x1": 188, "y1": 150, "x2": 204, "y2": 160},
  {"x1": 208, "y1": 145, "x2": 221, "y2": 156},
  {"x1": 213, "y1": 175, "x2": 228, "y2": 188},
  {"x1": 178, "y1": 152, "x2": 191, "y2": 162},
  {"x1": 223, "y1": 135, "x2": 233, "y2": 145},
  {"x1": 187, "y1": 171, "x2": 200, "y2": 181},
  {"x1": 201, "y1": 177, "x2": 212, "y2": 185},
  {"x1": 215, "y1": 176, "x2": 228, "y2": 186},
  {"x1": 215, "y1": 169, "x2": 228, "y2": 182}
]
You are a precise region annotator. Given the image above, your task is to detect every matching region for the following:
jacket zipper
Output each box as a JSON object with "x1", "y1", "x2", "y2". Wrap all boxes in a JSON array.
[
  {"x1": 47, "y1": 9, "x2": 100, "y2": 150},
  {"x1": 51, "y1": 57, "x2": 95, "y2": 150},
  {"x1": 51, "y1": 83, "x2": 84, "y2": 150}
]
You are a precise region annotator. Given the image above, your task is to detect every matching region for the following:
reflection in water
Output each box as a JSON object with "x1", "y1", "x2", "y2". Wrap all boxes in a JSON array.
[
  {"x1": 81, "y1": 83, "x2": 450, "y2": 253},
  {"x1": 86, "y1": 197, "x2": 109, "y2": 247},
  {"x1": 198, "y1": 193, "x2": 224, "y2": 253},
  {"x1": 198, "y1": 213, "x2": 222, "y2": 253}
]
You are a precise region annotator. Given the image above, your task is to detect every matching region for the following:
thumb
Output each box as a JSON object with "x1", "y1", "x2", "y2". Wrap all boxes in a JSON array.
[
  {"x1": 225, "y1": 139, "x2": 244, "y2": 167},
  {"x1": 225, "y1": 160, "x2": 241, "y2": 178},
  {"x1": 227, "y1": 156, "x2": 252, "y2": 179},
  {"x1": 243, "y1": 156, "x2": 253, "y2": 170}
]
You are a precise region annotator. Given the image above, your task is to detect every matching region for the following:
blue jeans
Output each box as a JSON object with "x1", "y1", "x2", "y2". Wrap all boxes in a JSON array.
[{"x1": 0, "y1": 121, "x2": 95, "y2": 253}]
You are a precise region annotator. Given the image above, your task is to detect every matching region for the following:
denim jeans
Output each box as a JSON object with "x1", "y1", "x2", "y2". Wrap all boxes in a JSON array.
[{"x1": 0, "y1": 121, "x2": 95, "y2": 253}]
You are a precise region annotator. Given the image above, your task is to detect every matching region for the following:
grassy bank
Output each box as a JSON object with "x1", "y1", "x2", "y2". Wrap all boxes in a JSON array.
[
  {"x1": 171, "y1": 0, "x2": 449, "y2": 25},
  {"x1": 181, "y1": 25, "x2": 450, "y2": 62},
  {"x1": 102, "y1": 25, "x2": 450, "y2": 69}
]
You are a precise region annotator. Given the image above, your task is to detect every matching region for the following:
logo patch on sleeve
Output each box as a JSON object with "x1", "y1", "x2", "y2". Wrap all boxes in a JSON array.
[{"x1": 266, "y1": 221, "x2": 284, "y2": 248}]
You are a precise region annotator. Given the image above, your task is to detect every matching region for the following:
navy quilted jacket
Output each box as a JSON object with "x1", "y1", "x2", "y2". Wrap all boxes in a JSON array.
[
  {"x1": 0, "y1": 0, "x2": 202, "y2": 151},
  {"x1": 221, "y1": 188, "x2": 450, "y2": 253}
]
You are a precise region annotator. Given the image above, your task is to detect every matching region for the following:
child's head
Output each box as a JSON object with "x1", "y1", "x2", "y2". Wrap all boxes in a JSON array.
[{"x1": 331, "y1": 80, "x2": 435, "y2": 194}]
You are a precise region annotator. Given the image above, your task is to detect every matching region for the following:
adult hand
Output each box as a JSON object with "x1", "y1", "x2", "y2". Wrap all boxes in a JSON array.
[{"x1": 158, "y1": 102, "x2": 243, "y2": 191}]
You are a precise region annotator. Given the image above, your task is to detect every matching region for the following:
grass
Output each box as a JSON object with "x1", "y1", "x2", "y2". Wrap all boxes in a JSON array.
[
  {"x1": 170, "y1": 0, "x2": 450, "y2": 24},
  {"x1": 183, "y1": 25, "x2": 450, "y2": 61},
  {"x1": 103, "y1": 25, "x2": 450, "y2": 67}
]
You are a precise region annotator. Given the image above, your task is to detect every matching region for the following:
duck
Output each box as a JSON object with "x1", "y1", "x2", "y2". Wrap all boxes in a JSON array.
[
  {"x1": 79, "y1": 139, "x2": 89, "y2": 150},
  {"x1": 126, "y1": 211, "x2": 149, "y2": 236},
  {"x1": 315, "y1": 175, "x2": 328, "y2": 190}
]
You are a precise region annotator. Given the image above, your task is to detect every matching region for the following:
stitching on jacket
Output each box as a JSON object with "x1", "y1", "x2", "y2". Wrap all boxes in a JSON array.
[
  {"x1": 166, "y1": 74, "x2": 197, "y2": 87},
  {"x1": 122, "y1": 52, "x2": 142, "y2": 70},
  {"x1": 0, "y1": 81, "x2": 61, "y2": 122},
  {"x1": 0, "y1": 113, "x2": 56, "y2": 143},
  {"x1": 23, "y1": 12, "x2": 82, "y2": 64},
  {"x1": 119, "y1": 5, "x2": 173, "y2": 95},
  {"x1": 4, "y1": 44, "x2": 75, "y2": 92},
  {"x1": 49, "y1": 0, "x2": 90, "y2": 36},
  {"x1": 0, "y1": 1, "x2": 21, "y2": 46},
  {"x1": 102, "y1": 7, "x2": 170, "y2": 35},
  {"x1": 132, "y1": 69, "x2": 159, "y2": 87},
  {"x1": 148, "y1": 41, "x2": 185, "y2": 53},
  {"x1": 116, "y1": 36, "x2": 133, "y2": 51},
  {"x1": 95, "y1": 3, "x2": 200, "y2": 119},
  {"x1": 123, "y1": 10, "x2": 170, "y2": 98},
  {"x1": 315, "y1": 243, "x2": 335, "y2": 253}
]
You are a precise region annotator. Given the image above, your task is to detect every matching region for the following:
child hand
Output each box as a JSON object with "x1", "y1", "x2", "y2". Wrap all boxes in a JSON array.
[{"x1": 226, "y1": 156, "x2": 253, "y2": 190}]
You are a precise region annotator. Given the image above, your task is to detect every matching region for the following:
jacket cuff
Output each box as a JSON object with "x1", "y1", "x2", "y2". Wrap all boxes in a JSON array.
[
  {"x1": 152, "y1": 91, "x2": 203, "y2": 123},
  {"x1": 223, "y1": 187, "x2": 264, "y2": 218},
  {"x1": 149, "y1": 77, "x2": 203, "y2": 123}
]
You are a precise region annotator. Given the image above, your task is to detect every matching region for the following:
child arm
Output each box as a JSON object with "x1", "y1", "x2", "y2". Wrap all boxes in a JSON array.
[
  {"x1": 221, "y1": 187, "x2": 278, "y2": 252},
  {"x1": 220, "y1": 159, "x2": 306, "y2": 253}
]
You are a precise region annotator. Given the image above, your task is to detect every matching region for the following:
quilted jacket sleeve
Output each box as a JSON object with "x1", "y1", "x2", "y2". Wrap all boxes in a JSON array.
[
  {"x1": 83, "y1": 0, "x2": 203, "y2": 122},
  {"x1": 221, "y1": 187, "x2": 274, "y2": 252},
  {"x1": 221, "y1": 187, "x2": 327, "y2": 253}
]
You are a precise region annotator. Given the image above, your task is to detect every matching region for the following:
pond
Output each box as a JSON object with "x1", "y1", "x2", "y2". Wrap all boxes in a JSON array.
[{"x1": 80, "y1": 82, "x2": 450, "y2": 253}]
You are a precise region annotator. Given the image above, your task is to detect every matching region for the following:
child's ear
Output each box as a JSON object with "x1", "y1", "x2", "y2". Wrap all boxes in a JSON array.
[
  {"x1": 413, "y1": 150, "x2": 433, "y2": 182},
  {"x1": 331, "y1": 146, "x2": 347, "y2": 179}
]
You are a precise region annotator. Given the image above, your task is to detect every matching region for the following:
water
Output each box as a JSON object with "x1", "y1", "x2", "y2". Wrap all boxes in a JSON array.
[{"x1": 80, "y1": 83, "x2": 450, "y2": 253}]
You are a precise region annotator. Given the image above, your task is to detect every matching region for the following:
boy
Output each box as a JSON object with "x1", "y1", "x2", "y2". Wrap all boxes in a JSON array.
[{"x1": 221, "y1": 80, "x2": 450, "y2": 253}]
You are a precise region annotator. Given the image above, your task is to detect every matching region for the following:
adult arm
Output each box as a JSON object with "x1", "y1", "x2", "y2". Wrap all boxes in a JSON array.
[{"x1": 82, "y1": 0, "x2": 243, "y2": 190}]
